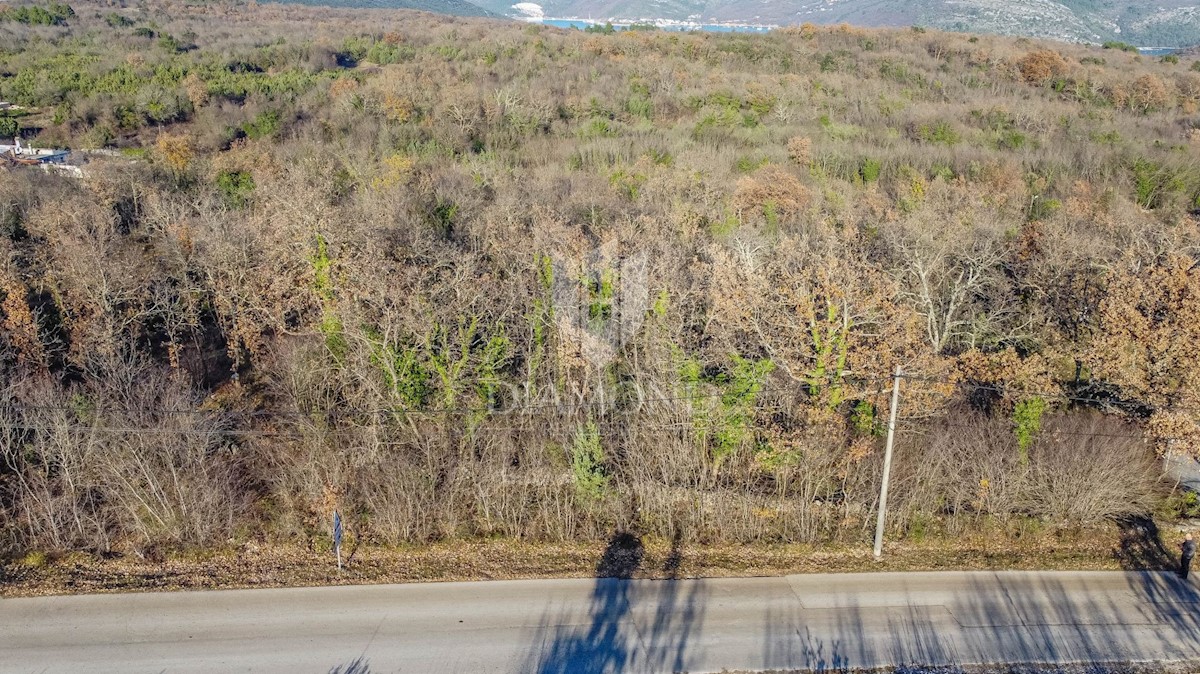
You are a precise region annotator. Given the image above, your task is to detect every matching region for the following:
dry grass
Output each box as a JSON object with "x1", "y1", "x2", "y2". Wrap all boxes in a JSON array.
[
  {"x1": 0, "y1": 522, "x2": 1144, "y2": 598},
  {"x1": 728, "y1": 662, "x2": 1200, "y2": 674}
]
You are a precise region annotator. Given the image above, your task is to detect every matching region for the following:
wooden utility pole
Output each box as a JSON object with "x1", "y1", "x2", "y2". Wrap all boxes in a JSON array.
[{"x1": 873, "y1": 365, "x2": 902, "y2": 559}]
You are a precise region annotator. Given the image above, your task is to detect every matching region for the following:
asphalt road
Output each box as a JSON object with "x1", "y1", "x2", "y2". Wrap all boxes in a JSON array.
[
  {"x1": 4, "y1": 570, "x2": 1200, "y2": 673},
  {"x1": 1164, "y1": 450, "x2": 1200, "y2": 493}
]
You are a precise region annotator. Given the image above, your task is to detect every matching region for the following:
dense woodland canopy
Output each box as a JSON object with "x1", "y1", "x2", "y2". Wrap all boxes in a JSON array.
[{"x1": 1, "y1": 1, "x2": 1200, "y2": 556}]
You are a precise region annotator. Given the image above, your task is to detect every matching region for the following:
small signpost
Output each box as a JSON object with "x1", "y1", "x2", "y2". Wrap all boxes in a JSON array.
[{"x1": 333, "y1": 510, "x2": 344, "y2": 571}]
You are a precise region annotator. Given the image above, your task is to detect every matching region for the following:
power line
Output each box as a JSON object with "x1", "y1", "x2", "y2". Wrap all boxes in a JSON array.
[
  {"x1": 928, "y1": 379, "x2": 1163, "y2": 412},
  {"x1": 0, "y1": 422, "x2": 297, "y2": 438},
  {"x1": 0, "y1": 418, "x2": 708, "y2": 439},
  {"x1": 894, "y1": 422, "x2": 1162, "y2": 442},
  {"x1": 0, "y1": 371, "x2": 920, "y2": 422},
  {"x1": 0, "y1": 379, "x2": 856, "y2": 420},
  {"x1": 0, "y1": 371, "x2": 1189, "y2": 438},
  {"x1": 0, "y1": 411, "x2": 1171, "y2": 443}
]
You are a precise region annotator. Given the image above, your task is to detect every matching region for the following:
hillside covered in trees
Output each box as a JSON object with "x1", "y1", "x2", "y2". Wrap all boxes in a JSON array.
[{"x1": 2, "y1": 0, "x2": 1200, "y2": 559}]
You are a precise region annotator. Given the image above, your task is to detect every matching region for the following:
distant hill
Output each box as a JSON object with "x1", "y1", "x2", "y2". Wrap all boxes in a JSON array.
[
  {"x1": 275, "y1": 0, "x2": 499, "y2": 19},
  {"x1": 479, "y1": 0, "x2": 1200, "y2": 48}
]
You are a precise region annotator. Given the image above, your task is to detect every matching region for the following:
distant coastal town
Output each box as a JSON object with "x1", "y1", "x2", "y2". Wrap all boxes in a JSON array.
[
  {"x1": 540, "y1": 17, "x2": 776, "y2": 32},
  {"x1": 540, "y1": 18, "x2": 777, "y2": 32},
  {"x1": 511, "y1": 2, "x2": 777, "y2": 32},
  {"x1": 509, "y1": 2, "x2": 1193, "y2": 46}
]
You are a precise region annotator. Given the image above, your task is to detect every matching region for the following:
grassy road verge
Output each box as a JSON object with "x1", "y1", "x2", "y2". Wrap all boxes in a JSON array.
[{"x1": 2, "y1": 519, "x2": 1175, "y2": 598}]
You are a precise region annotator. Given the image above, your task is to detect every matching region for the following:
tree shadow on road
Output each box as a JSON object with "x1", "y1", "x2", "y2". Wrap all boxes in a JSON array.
[
  {"x1": 522, "y1": 530, "x2": 704, "y2": 674},
  {"x1": 327, "y1": 655, "x2": 370, "y2": 674},
  {"x1": 763, "y1": 568, "x2": 1200, "y2": 673},
  {"x1": 1114, "y1": 515, "x2": 1174, "y2": 572}
]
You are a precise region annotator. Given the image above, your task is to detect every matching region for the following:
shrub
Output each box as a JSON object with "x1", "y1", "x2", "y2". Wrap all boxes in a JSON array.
[
  {"x1": 1102, "y1": 41, "x2": 1139, "y2": 53},
  {"x1": 241, "y1": 109, "x2": 281, "y2": 139},
  {"x1": 850, "y1": 400, "x2": 879, "y2": 436},
  {"x1": 859, "y1": 157, "x2": 882, "y2": 182},
  {"x1": 893, "y1": 414, "x2": 1158, "y2": 526},
  {"x1": 692, "y1": 106, "x2": 742, "y2": 142},
  {"x1": 1129, "y1": 74, "x2": 1169, "y2": 113},
  {"x1": 1162, "y1": 490, "x2": 1200, "y2": 519},
  {"x1": 1130, "y1": 158, "x2": 1188, "y2": 209},
  {"x1": 733, "y1": 165, "x2": 810, "y2": 220},
  {"x1": 1013, "y1": 397, "x2": 1047, "y2": 465},
  {"x1": 158, "y1": 34, "x2": 183, "y2": 53},
  {"x1": 931, "y1": 163, "x2": 954, "y2": 181},
  {"x1": 570, "y1": 421, "x2": 608, "y2": 501},
  {"x1": 625, "y1": 94, "x2": 652, "y2": 119},
  {"x1": 913, "y1": 120, "x2": 960, "y2": 145},
  {"x1": 607, "y1": 166, "x2": 645, "y2": 200},
  {"x1": 155, "y1": 132, "x2": 194, "y2": 174},
  {"x1": 104, "y1": 12, "x2": 133, "y2": 27},
  {"x1": 1, "y1": 2, "x2": 74, "y2": 26},
  {"x1": 1017, "y1": 49, "x2": 1069, "y2": 84},
  {"x1": 136, "y1": 86, "x2": 190, "y2": 125},
  {"x1": 581, "y1": 118, "x2": 618, "y2": 138},
  {"x1": 1025, "y1": 415, "x2": 1159, "y2": 523},
  {"x1": 216, "y1": 170, "x2": 255, "y2": 209},
  {"x1": 735, "y1": 155, "x2": 768, "y2": 173},
  {"x1": 879, "y1": 60, "x2": 925, "y2": 87},
  {"x1": 644, "y1": 148, "x2": 672, "y2": 166},
  {"x1": 786, "y1": 136, "x2": 812, "y2": 165},
  {"x1": 1027, "y1": 193, "x2": 1061, "y2": 221},
  {"x1": 996, "y1": 129, "x2": 1027, "y2": 150}
]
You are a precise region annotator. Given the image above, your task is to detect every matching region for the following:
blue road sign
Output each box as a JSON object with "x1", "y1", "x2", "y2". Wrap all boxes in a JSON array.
[{"x1": 333, "y1": 510, "x2": 343, "y2": 549}]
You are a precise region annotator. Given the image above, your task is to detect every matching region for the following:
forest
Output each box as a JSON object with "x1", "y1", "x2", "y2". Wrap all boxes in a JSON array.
[{"x1": 1, "y1": 0, "x2": 1200, "y2": 560}]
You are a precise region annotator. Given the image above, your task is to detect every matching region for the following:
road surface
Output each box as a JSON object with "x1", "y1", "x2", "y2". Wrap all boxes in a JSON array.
[
  {"x1": 1164, "y1": 450, "x2": 1200, "y2": 494},
  {"x1": 4, "y1": 570, "x2": 1200, "y2": 673}
]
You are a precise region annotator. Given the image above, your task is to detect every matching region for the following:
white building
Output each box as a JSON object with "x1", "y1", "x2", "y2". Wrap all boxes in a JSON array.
[{"x1": 1, "y1": 138, "x2": 70, "y2": 165}]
